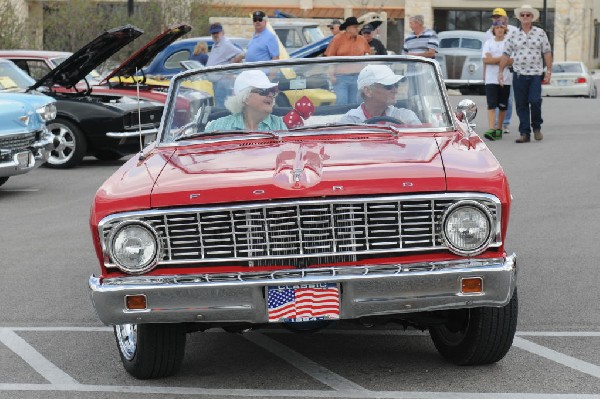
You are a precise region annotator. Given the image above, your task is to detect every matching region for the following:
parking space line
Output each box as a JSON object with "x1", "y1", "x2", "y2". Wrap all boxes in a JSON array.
[
  {"x1": 1, "y1": 383, "x2": 600, "y2": 398},
  {"x1": 513, "y1": 337, "x2": 600, "y2": 379},
  {"x1": 0, "y1": 328, "x2": 80, "y2": 386},
  {"x1": 243, "y1": 332, "x2": 368, "y2": 392},
  {"x1": 4, "y1": 326, "x2": 600, "y2": 338},
  {"x1": 517, "y1": 332, "x2": 600, "y2": 337}
]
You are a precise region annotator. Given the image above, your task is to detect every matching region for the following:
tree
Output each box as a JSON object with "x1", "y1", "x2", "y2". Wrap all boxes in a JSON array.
[
  {"x1": 553, "y1": 0, "x2": 582, "y2": 61},
  {"x1": 0, "y1": 0, "x2": 27, "y2": 49}
]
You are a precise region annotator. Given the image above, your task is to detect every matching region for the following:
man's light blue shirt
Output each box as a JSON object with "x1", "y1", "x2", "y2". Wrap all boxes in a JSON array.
[
  {"x1": 245, "y1": 29, "x2": 279, "y2": 62},
  {"x1": 205, "y1": 113, "x2": 287, "y2": 132},
  {"x1": 206, "y1": 37, "x2": 243, "y2": 66}
]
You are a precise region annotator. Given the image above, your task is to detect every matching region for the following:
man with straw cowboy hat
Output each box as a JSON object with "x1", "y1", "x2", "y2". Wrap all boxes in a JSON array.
[{"x1": 498, "y1": 4, "x2": 552, "y2": 143}]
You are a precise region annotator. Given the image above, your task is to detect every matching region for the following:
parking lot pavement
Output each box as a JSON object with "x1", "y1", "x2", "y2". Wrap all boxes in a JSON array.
[{"x1": 1, "y1": 326, "x2": 600, "y2": 397}]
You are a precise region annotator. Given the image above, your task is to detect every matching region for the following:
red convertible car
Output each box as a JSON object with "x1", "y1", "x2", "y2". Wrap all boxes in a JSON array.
[{"x1": 89, "y1": 56, "x2": 517, "y2": 379}]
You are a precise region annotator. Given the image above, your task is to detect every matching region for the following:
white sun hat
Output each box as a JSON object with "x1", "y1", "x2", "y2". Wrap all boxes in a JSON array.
[
  {"x1": 514, "y1": 4, "x2": 540, "y2": 21},
  {"x1": 357, "y1": 65, "x2": 405, "y2": 90},
  {"x1": 233, "y1": 70, "x2": 278, "y2": 95}
]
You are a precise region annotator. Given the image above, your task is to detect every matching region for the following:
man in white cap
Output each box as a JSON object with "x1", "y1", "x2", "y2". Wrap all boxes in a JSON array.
[
  {"x1": 498, "y1": 4, "x2": 552, "y2": 143},
  {"x1": 339, "y1": 65, "x2": 420, "y2": 124},
  {"x1": 205, "y1": 69, "x2": 287, "y2": 132}
]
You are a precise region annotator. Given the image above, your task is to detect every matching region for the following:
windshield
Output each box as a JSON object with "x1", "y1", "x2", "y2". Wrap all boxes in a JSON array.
[
  {"x1": 160, "y1": 57, "x2": 453, "y2": 144},
  {"x1": 552, "y1": 63, "x2": 583, "y2": 73},
  {"x1": 0, "y1": 61, "x2": 36, "y2": 90},
  {"x1": 303, "y1": 26, "x2": 325, "y2": 44}
]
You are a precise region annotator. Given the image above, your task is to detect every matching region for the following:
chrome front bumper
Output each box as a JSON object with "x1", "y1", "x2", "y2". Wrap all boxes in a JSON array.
[
  {"x1": 0, "y1": 131, "x2": 53, "y2": 178},
  {"x1": 444, "y1": 79, "x2": 484, "y2": 88},
  {"x1": 89, "y1": 254, "x2": 517, "y2": 326}
]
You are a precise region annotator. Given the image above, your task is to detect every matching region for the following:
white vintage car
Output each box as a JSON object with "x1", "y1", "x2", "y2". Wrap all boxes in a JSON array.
[{"x1": 436, "y1": 30, "x2": 487, "y2": 94}]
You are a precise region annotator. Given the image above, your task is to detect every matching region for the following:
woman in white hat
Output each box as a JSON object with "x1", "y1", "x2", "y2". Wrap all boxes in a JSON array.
[{"x1": 205, "y1": 70, "x2": 287, "y2": 132}]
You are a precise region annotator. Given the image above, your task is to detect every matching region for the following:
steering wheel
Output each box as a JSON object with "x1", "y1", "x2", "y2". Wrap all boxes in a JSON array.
[{"x1": 364, "y1": 116, "x2": 404, "y2": 125}]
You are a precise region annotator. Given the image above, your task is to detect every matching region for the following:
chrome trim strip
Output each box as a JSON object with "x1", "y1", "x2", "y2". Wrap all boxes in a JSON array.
[{"x1": 106, "y1": 128, "x2": 158, "y2": 138}]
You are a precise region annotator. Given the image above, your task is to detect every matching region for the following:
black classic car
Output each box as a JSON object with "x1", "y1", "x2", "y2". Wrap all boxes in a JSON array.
[{"x1": 13, "y1": 26, "x2": 165, "y2": 168}]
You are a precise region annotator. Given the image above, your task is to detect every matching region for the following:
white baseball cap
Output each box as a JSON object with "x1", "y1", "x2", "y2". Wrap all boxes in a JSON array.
[
  {"x1": 233, "y1": 70, "x2": 278, "y2": 95},
  {"x1": 357, "y1": 65, "x2": 404, "y2": 90}
]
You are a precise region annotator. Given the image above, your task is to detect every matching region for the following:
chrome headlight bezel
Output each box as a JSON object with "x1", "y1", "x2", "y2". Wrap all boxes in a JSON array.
[
  {"x1": 441, "y1": 200, "x2": 494, "y2": 256},
  {"x1": 36, "y1": 103, "x2": 57, "y2": 122},
  {"x1": 107, "y1": 220, "x2": 161, "y2": 275}
]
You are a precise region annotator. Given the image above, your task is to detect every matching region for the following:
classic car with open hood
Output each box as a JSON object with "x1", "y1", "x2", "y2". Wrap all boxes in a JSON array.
[
  {"x1": 4, "y1": 25, "x2": 165, "y2": 168},
  {"x1": 89, "y1": 56, "x2": 518, "y2": 379}
]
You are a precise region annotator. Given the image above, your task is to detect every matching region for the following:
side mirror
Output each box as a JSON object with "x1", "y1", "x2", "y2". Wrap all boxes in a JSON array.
[{"x1": 456, "y1": 99, "x2": 477, "y2": 122}]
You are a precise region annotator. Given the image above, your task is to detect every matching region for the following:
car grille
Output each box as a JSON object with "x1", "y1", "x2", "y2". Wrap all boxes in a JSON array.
[
  {"x1": 100, "y1": 194, "x2": 501, "y2": 269},
  {"x1": 443, "y1": 55, "x2": 467, "y2": 79},
  {"x1": 0, "y1": 132, "x2": 37, "y2": 151}
]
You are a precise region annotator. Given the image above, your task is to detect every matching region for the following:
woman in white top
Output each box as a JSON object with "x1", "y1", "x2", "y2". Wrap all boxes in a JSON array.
[{"x1": 482, "y1": 20, "x2": 513, "y2": 141}]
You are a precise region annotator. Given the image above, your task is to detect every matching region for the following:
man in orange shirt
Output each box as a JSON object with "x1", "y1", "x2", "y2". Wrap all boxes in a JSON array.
[{"x1": 325, "y1": 17, "x2": 371, "y2": 105}]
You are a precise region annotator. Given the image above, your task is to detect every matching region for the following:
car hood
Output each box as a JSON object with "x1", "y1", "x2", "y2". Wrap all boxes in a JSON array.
[
  {"x1": 150, "y1": 135, "x2": 448, "y2": 208},
  {"x1": 291, "y1": 36, "x2": 333, "y2": 58},
  {"x1": 29, "y1": 25, "x2": 143, "y2": 91},
  {"x1": 101, "y1": 24, "x2": 192, "y2": 83}
]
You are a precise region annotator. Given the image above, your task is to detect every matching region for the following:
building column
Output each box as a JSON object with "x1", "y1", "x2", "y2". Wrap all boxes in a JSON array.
[
  {"x1": 403, "y1": 0, "x2": 433, "y2": 36},
  {"x1": 554, "y1": 0, "x2": 592, "y2": 64},
  {"x1": 26, "y1": 0, "x2": 44, "y2": 48}
]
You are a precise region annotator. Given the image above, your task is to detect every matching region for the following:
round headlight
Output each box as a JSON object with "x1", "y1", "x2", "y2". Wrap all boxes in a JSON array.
[
  {"x1": 108, "y1": 221, "x2": 160, "y2": 274},
  {"x1": 442, "y1": 201, "x2": 493, "y2": 256}
]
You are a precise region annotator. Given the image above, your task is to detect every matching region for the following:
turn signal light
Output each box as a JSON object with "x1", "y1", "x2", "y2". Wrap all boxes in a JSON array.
[
  {"x1": 125, "y1": 294, "x2": 147, "y2": 310},
  {"x1": 461, "y1": 277, "x2": 483, "y2": 294}
]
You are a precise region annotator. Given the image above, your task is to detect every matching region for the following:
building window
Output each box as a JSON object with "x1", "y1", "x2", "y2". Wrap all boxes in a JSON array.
[{"x1": 433, "y1": 9, "x2": 554, "y2": 48}]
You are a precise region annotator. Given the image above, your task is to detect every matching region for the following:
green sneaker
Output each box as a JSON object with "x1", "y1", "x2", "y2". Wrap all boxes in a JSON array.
[
  {"x1": 483, "y1": 128, "x2": 497, "y2": 141},
  {"x1": 494, "y1": 129, "x2": 503, "y2": 139}
]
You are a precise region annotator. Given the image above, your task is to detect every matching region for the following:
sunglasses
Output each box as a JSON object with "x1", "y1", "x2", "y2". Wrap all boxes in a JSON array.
[
  {"x1": 251, "y1": 87, "x2": 279, "y2": 96},
  {"x1": 374, "y1": 82, "x2": 399, "y2": 90},
  {"x1": 520, "y1": 13, "x2": 533, "y2": 17},
  {"x1": 253, "y1": 17, "x2": 264, "y2": 22}
]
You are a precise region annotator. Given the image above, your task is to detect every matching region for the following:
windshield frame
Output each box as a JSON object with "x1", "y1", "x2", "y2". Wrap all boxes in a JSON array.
[{"x1": 157, "y1": 55, "x2": 456, "y2": 146}]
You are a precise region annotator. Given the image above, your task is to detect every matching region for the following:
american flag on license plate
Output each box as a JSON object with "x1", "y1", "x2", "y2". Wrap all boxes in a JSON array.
[{"x1": 267, "y1": 283, "x2": 340, "y2": 322}]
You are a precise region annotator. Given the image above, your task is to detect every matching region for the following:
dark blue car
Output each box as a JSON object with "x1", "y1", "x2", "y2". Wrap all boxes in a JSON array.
[{"x1": 143, "y1": 36, "x2": 249, "y2": 78}]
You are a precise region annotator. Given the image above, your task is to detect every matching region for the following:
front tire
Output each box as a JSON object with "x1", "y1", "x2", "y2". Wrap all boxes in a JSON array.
[
  {"x1": 0, "y1": 177, "x2": 8, "y2": 187},
  {"x1": 45, "y1": 118, "x2": 87, "y2": 169},
  {"x1": 429, "y1": 289, "x2": 518, "y2": 365},
  {"x1": 114, "y1": 323, "x2": 186, "y2": 379}
]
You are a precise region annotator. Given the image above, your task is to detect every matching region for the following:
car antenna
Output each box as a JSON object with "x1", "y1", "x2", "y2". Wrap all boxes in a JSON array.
[{"x1": 136, "y1": 68, "x2": 145, "y2": 161}]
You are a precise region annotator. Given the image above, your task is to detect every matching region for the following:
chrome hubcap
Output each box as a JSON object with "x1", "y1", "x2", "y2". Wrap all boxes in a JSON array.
[
  {"x1": 115, "y1": 324, "x2": 137, "y2": 360},
  {"x1": 47, "y1": 123, "x2": 75, "y2": 164}
]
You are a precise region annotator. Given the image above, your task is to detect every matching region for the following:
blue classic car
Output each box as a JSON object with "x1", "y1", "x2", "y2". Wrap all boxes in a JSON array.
[
  {"x1": 143, "y1": 36, "x2": 249, "y2": 78},
  {"x1": 0, "y1": 91, "x2": 55, "y2": 187}
]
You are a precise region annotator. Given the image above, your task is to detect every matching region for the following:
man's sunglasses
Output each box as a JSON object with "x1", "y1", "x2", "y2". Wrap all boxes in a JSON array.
[
  {"x1": 520, "y1": 13, "x2": 533, "y2": 17},
  {"x1": 375, "y1": 82, "x2": 399, "y2": 90},
  {"x1": 251, "y1": 87, "x2": 279, "y2": 96},
  {"x1": 253, "y1": 17, "x2": 264, "y2": 22}
]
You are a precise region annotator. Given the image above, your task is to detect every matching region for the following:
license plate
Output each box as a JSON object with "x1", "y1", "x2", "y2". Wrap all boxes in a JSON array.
[
  {"x1": 16, "y1": 152, "x2": 30, "y2": 168},
  {"x1": 267, "y1": 283, "x2": 340, "y2": 323},
  {"x1": 557, "y1": 79, "x2": 569, "y2": 86}
]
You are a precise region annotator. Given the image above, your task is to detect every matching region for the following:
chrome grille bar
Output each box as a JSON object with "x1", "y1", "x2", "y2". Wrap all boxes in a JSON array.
[{"x1": 99, "y1": 194, "x2": 501, "y2": 267}]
